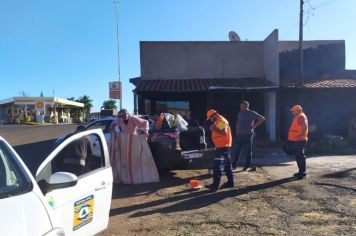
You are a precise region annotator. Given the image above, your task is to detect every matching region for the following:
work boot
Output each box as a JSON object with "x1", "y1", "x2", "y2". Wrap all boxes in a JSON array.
[
  {"x1": 205, "y1": 183, "x2": 219, "y2": 191},
  {"x1": 220, "y1": 182, "x2": 234, "y2": 189},
  {"x1": 296, "y1": 173, "x2": 307, "y2": 180},
  {"x1": 293, "y1": 172, "x2": 301, "y2": 177}
]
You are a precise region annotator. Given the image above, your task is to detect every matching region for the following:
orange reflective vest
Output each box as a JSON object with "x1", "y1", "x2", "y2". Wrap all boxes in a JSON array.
[
  {"x1": 288, "y1": 112, "x2": 308, "y2": 141},
  {"x1": 155, "y1": 114, "x2": 164, "y2": 129},
  {"x1": 211, "y1": 115, "x2": 232, "y2": 148}
]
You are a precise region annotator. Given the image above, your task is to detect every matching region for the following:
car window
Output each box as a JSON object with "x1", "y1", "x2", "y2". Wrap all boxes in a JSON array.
[
  {"x1": 0, "y1": 141, "x2": 32, "y2": 199},
  {"x1": 86, "y1": 120, "x2": 113, "y2": 134},
  {"x1": 38, "y1": 134, "x2": 105, "y2": 182}
]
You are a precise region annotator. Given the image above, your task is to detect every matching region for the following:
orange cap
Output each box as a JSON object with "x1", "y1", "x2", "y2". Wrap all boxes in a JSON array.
[
  {"x1": 206, "y1": 109, "x2": 217, "y2": 120},
  {"x1": 290, "y1": 105, "x2": 302, "y2": 112}
]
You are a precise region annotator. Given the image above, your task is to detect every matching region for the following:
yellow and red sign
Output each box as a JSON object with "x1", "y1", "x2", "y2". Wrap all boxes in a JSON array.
[
  {"x1": 109, "y1": 82, "x2": 121, "y2": 99},
  {"x1": 36, "y1": 101, "x2": 44, "y2": 109}
]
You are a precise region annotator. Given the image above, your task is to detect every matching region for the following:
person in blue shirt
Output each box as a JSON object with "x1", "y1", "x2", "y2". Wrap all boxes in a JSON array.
[{"x1": 232, "y1": 101, "x2": 265, "y2": 171}]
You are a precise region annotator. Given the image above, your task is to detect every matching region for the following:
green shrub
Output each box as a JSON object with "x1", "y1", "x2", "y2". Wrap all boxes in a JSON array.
[{"x1": 307, "y1": 135, "x2": 352, "y2": 155}]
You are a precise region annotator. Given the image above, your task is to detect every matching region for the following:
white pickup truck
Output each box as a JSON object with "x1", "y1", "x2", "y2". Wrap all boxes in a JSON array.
[
  {"x1": 56, "y1": 116, "x2": 215, "y2": 170},
  {"x1": 0, "y1": 129, "x2": 113, "y2": 236}
]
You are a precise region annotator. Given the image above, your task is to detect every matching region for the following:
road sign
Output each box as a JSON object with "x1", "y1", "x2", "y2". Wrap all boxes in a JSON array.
[{"x1": 109, "y1": 82, "x2": 121, "y2": 99}]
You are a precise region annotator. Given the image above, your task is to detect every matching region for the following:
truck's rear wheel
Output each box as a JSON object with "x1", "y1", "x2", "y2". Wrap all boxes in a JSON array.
[{"x1": 174, "y1": 159, "x2": 192, "y2": 169}]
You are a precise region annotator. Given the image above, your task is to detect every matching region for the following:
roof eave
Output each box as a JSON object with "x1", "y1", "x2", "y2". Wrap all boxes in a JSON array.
[{"x1": 208, "y1": 86, "x2": 279, "y2": 91}]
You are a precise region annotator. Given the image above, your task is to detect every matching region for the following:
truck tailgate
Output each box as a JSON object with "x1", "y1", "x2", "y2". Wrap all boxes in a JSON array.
[{"x1": 181, "y1": 148, "x2": 216, "y2": 169}]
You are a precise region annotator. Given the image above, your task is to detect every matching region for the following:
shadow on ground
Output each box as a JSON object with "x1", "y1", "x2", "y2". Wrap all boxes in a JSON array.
[
  {"x1": 112, "y1": 171, "x2": 211, "y2": 199},
  {"x1": 321, "y1": 168, "x2": 356, "y2": 179},
  {"x1": 110, "y1": 177, "x2": 296, "y2": 217},
  {"x1": 313, "y1": 182, "x2": 356, "y2": 192}
]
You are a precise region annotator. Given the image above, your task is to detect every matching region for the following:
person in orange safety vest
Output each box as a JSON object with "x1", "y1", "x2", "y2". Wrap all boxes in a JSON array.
[
  {"x1": 205, "y1": 109, "x2": 234, "y2": 191},
  {"x1": 288, "y1": 105, "x2": 308, "y2": 179}
]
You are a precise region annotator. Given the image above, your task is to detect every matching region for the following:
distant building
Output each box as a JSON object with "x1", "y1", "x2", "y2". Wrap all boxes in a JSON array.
[
  {"x1": 130, "y1": 30, "x2": 356, "y2": 141},
  {"x1": 278, "y1": 41, "x2": 356, "y2": 140},
  {"x1": 0, "y1": 97, "x2": 84, "y2": 124}
]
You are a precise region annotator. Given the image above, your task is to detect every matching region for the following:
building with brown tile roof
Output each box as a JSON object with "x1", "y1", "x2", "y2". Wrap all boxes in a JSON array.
[{"x1": 130, "y1": 30, "x2": 356, "y2": 142}]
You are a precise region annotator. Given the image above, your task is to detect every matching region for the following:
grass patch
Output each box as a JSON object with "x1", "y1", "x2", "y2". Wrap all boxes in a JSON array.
[{"x1": 25, "y1": 122, "x2": 53, "y2": 125}]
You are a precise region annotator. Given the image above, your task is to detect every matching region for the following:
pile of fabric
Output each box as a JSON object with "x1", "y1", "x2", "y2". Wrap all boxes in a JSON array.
[
  {"x1": 154, "y1": 113, "x2": 188, "y2": 131},
  {"x1": 109, "y1": 132, "x2": 159, "y2": 184}
]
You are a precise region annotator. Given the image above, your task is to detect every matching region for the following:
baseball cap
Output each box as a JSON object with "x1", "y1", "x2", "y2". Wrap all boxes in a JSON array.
[
  {"x1": 206, "y1": 109, "x2": 217, "y2": 120},
  {"x1": 118, "y1": 108, "x2": 128, "y2": 118},
  {"x1": 290, "y1": 105, "x2": 302, "y2": 112}
]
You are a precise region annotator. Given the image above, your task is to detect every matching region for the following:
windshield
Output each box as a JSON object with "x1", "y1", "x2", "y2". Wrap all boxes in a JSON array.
[
  {"x1": 86, "y1": 120, "x2": 113, "y2": 134},
  {"x1": 0, "y1": 141, "x2": 32, "y2": 199}
]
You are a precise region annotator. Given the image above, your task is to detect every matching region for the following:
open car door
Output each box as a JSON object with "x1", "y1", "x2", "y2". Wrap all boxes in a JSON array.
[{"x1": 35, "y1": 129, "x2": 113, "y2": 236}]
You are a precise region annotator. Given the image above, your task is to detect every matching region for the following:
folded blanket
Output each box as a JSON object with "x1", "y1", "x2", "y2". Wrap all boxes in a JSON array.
[{"x1": 109, "y1": 132, "x2": 159, "y2": 184}]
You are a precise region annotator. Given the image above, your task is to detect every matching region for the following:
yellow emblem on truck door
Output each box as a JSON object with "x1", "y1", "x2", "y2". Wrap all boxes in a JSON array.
[{"x1": 73, "y1": 195, "x2": 94, "y2": 231}]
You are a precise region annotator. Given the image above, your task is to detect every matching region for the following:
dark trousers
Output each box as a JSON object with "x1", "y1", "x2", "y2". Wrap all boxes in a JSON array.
[
  {"x1": 290, "y1": 140, "x2": 307, "y2": 174},
  {"x1": 213, "y1": 147, "x2": 234, "y2": 186},
  {"x1": 232, "y1": 134, "x2": 253, "y2": 169}
]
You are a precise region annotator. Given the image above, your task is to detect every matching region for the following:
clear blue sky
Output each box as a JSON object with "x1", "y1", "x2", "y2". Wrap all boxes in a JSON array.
[{"x1": 1, "y1": 0, "x2": 355, "y2": 112}]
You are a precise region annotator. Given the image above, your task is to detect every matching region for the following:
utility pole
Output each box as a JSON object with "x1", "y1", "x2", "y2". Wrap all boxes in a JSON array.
[
  {"x1": 299, "y1": 0, "x2": 304, "y2": 87},
  {"x1": 114, "y1": 1, "x2": 122, "y2": 110}
]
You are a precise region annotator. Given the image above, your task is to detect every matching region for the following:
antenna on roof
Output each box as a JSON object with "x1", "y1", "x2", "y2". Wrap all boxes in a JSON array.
[{"x1": 229, "y1": 31, "x2": 241, "y2": 42}]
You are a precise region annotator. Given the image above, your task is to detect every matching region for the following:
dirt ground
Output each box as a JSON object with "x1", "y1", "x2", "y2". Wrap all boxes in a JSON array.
[
  {"x1": 101, "y1": 154, "x2": 356, "y2": 236},
  {"x1": 1, "y1": 125, "x2": 355, "y2": 235}
]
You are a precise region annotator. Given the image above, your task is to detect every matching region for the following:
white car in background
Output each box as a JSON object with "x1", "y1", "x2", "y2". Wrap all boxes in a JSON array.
[
  {"x1": 55, "y1": 117, "x2": 115, "y2": 157},
  {"x1": 56, "y1": 116, "x2": 215, "y2": 170},
  {"x1": 0, "y1": 129, "x2": 113, "y2": 236}
]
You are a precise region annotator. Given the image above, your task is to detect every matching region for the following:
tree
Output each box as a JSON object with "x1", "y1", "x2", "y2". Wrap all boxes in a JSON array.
[
  {"x1": 67, "y1": 97, "x2": 76, "y2": 101},
  {"x1": 77, "y1": 95, "x2": 93, "y2": 120},
  {"x1": 19, "y1": 91, "x2": 29, "y2": 97},
  {"x1": 101, "y1": 100, "x2": 118, "y2": 110}
]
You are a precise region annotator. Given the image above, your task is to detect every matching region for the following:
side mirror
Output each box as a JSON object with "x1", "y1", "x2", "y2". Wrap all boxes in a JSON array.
[
  {"x1": 38, "y1": 172, "x2": 78, "y2": 194},
  {"x1": 48, "y1": 172, "x2": 78, "y2": 190},
  {"x1": 76, "y1": 125, "x2": 86, "y2": 132}
]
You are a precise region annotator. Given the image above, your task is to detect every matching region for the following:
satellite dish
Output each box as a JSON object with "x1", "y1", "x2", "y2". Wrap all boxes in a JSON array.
[{"x1": 229, "y1": 31, "x2": 241, "y2": 42}]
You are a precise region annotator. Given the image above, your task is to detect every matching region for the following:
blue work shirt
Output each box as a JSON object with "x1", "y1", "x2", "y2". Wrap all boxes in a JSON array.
[{"x1": 236, "y1": 109, "x2": 262, "y2": 135}]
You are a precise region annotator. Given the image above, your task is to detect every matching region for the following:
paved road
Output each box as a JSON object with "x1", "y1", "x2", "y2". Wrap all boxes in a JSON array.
[{"x1": 0, "y1": 124, "x2": 77, "y2": 174}]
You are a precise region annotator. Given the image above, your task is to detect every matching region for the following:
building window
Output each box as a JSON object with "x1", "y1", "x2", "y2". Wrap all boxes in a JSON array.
[
  {"x1": 145, "y1": 100, "x2": 189, "y2": 115},
  {"x1": 145, "y1": 99, "x2": 151, "y2": 115}
]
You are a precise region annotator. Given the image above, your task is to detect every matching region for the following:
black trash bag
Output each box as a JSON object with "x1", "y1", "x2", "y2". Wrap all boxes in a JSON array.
[
  {"x1": 180, "y1": 127, "x2": 207, "y2": 150},
  {"x1": 161, "y1": 117, "x2": 172, "y2": 130}
]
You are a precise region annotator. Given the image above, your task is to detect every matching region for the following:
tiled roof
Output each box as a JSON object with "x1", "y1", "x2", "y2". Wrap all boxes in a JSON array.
[
  {"x1": 129, "y1": 77, "x2": 141, "y2": 86},
  {"x1": 281, "y1": 78, "x2": 356, "y2": 89},
  {"x1": 134, "y1": 78, "x2": 276, "y2": 93}
]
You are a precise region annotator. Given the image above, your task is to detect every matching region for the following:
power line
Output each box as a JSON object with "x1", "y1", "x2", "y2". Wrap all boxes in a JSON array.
[
  {"x1": 282, "y1": 1, "x2": 312, "y2": 39},
  {"x1": 282, "y1": 21, "x2": 299, "y2": 39},
  {"x1": 282, "y1": 9, "x2": 311, "y2": 39},
  {"x1": 314, "y1": 0, "x2": 337, "y2": 10},
  {"x1": 297, "y1": 0, "x2": 334, "y2": 85},
  {"x1": 282, "y1": 0, "x2": 334, "y2": 39},
  {"x1": 303, "y1": 0, "x2": 315, "y2": 25}
]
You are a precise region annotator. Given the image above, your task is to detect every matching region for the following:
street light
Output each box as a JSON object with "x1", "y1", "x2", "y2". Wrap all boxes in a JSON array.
[{"x1": 114, "y1": 1, "x2": 122, "y2": 110}]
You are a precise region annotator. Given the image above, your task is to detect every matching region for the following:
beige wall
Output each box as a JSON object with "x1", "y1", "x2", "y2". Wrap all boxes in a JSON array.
[
  {"x1": 264, "y1": 91, "x2": 277, "y2": 141},
  {"x1": 140, "y1": 41, "x2": 264, "y2": 80},
  {"x1": 263, "y1": 29, "x2": 280, "y2": 85}
]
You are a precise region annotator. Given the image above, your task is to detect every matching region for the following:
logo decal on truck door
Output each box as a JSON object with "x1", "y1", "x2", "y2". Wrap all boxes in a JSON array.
[{"x1": 73, "y1": 195, "x2": 94, "y2": 231}]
